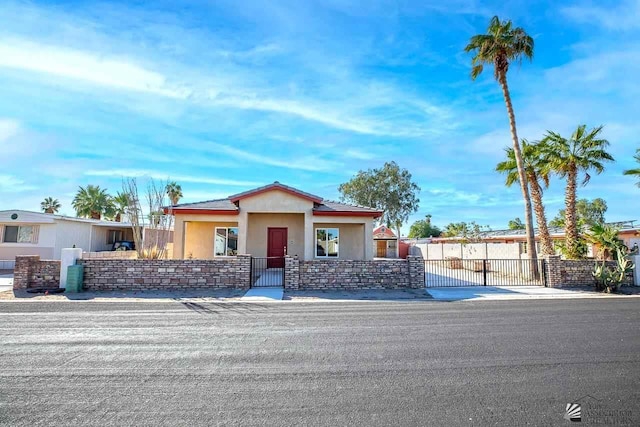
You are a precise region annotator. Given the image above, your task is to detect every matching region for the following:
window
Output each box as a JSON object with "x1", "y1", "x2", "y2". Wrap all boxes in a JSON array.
[
  {"x1": 215, "y1": 227, "x2": 238, "y2": 256},
  {"x1": 3, "y1": 225, "x2": 36, "y2": 243},
  {"x1": 316, "y1": 228, "x2": 339, "y2": 258},
  {"x1": 107, "y1": 230, "x2": 123, "y2": 244}
]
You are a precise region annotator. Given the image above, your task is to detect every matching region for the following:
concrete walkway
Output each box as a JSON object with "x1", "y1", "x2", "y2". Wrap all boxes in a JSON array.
[
  {"x1": 0, "y1": 274, "x2": 13, "y2": 293},
  {"x1": 426, "y1": 286, "x2": 631, "y2": 301},
  {"x1": 241, "y1": 287, "x2": 284, "y2": 301}
]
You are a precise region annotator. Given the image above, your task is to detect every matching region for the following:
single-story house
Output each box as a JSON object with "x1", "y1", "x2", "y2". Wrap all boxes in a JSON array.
[
  {"x1": 165, "y1": 182, "x2": 382, "y2": 262},
  {"x1": 0, "y1": 210, "x2": 134, "y2": 260}
]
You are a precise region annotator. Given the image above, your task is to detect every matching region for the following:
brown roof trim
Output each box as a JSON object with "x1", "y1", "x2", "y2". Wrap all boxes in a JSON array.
[
  {"x1": 313, "y1": 210, "x2": 382, "y2": 218},
  {"x1": 165, "y1": 208, "x2": 239, "y2": 215},
  {"x1": 229, "y1": 182, "x2": 322, "y2": 204}
]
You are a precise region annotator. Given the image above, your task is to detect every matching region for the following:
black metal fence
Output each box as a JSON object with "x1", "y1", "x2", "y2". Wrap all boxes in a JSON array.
[
  {"x1": 250, "y1": 257, "x2": 285, "y2": 288},
  {"x1": 424, "y1": 258, "x2": 547, "y2": 287}
]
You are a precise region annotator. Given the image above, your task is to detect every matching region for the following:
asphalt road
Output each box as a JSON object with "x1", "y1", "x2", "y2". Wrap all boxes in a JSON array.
[{"x1": 1, "y1": 300, "x2": 639, "y2": 426}]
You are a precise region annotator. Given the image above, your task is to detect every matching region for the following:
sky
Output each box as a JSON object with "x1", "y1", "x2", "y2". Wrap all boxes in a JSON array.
[{"x1": 0, "y1": 0, "x2": 639, "y2": 233}]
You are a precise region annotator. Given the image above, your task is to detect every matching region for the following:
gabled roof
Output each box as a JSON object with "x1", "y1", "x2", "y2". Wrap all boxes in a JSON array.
[
  {"x1": 373, "y1": 225, "x2": 397, "y2": 239},
  {"x1": 229, "y1": 181, "x2": 323, "y2": 204},
  {"x1": 165, "y1": 183, "x2": 382, "y2": 218}
]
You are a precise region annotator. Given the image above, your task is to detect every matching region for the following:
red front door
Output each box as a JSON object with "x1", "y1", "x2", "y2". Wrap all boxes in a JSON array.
[{"x1": 267, "y1": 228, "x2": 287, "y2": 268}]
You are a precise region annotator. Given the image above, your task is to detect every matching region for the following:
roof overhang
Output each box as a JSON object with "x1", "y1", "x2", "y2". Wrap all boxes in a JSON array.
[
  {"x1": 166, "y1": 208, "x2": 239, "y2": 215},
  {"x1": 313, "y1": 211, "x2": 382, "y2": 218}
]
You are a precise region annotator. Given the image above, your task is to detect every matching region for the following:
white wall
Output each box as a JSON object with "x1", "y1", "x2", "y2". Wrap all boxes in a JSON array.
[
  {"x1": 0, "y1": 222, "x2": 56, "y2": 259},
  {"x1": 55, "y1": 220, "x2": 93, "y2": 258},
  {"x1": 414, "y1": 242, "x2": 523, "y2": 260}
]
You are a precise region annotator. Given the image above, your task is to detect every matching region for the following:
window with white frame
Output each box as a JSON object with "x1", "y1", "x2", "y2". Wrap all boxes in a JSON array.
[
  {"x1": 106, "y1": 230, "x2": 123, "y2": 244},
  {"x1": 2, "y1": 225, "x2": 37, "y2": 243},
  {"x1": 316, "y1": 228, "x2": 339, "y2": 257},
  {"x1": 214, "y1": 227, "x2": 238, "y2": 256}
]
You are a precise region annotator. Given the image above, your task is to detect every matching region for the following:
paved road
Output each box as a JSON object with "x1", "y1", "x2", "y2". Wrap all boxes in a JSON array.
[{"x1": 1, "y1": 300, "x2": 639, "y2": 426}]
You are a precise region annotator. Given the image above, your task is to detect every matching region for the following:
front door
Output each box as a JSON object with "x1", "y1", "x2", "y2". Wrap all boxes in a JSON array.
[{"x1": 267, "y1": 227, "x2": 287, "y2": 268}]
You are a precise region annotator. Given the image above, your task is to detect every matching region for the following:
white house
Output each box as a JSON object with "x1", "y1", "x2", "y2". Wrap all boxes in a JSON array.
[{"x1": 0, "y1": 210, "x2": 134, "y2": 260}]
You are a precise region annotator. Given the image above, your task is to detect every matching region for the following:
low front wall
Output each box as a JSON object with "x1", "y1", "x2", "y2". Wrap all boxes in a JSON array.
[
  {"x1": 286, "y1": 256, "x2": 424, "y2": 290},
  {"x1": 545, "y1": 256, "x2": 635, "y2": 287},
  {"x1": 14, "y1": 255, "x2": 61, "y2": 290},
  {"x1": 80, "y1": 255, "x2": 251, "y2": 291},
  {"x1": 82, "y1": 251, "x2": 139, "y2": 259}
]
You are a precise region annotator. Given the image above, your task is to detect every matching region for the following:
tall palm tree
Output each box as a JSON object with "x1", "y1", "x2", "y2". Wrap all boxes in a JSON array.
[
  {"x1": 541, "y1": 125, "x2": 614, "y2": 259},
  {"x1": 496, "y1": 139, "x2": 555, "y2": 255},
  {"x1": 165, "y1": 182, "x2": 183, "y2": 206},
  {"x1": 465, "y1": 16, "x2": 537, "y2": 262},
  {"x1": 40, "y1": 197, "x2": 61, "y2": 214},
  {"x1": 72, "y1": 185, "x2": 113, "y2": 220},
  {"x1": 112, "y1": 192, "x2": 130, "y2": 222},
  {"x1": 623, "y1": 148, "x2": 640, "y2": 187}
]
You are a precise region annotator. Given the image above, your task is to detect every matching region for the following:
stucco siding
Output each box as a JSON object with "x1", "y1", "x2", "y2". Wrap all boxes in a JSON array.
[
  {"x1": 313, "y1": 222, "x2": 365, "y2": 260},
  {"x1": 184, "y1": 221, "x2": 238, "y2": 259},
  {"x1": 246, "y1": 213, "x2": 304, "y2": 258},
  {"x1": 239, "y1": 190, "x2": 314, "y2": 213}
]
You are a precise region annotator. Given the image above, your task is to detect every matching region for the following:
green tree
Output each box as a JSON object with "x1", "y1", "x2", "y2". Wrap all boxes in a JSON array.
[
  {"x1": 549, "y1": 198, "x2": 608, "y2": 228},
  {"x1": 111, "y1": 192, "x2": 131, "y2": 222},
  {"x1": 508, "y1": 217, "x2": 525, "y2": 230},
  {"x1": 542, "y1": 125, "x2": 614, "y2": 258},
  {"x1": 40, "y1": 197, "x2": 61, "y2": 214},
  {"x1": 166, "y1": 181, "x2": 183, "y2": 206},
  {"x1": 496, "y1": 139, "x2": 554, "y2": 255},
  {"x1": 584, "y1": 223, "x2": 624, "y2": 260},
  {"x1": 443, "y1": 221, "x2": 490, "y2": 243},
  {"x1": 465, "y1": 15, "x2": 537, "y2": 262},
  {"x1": 72, "y1": 185, "x2": 113, "y2": 220},
  {"x1": 623, "y1": 148, "x2": 640, "y2": 187},
  {"x1": 339, "y1": 161, "x2": 420, "y2": 238},
  {"x1": 408, "y1": 215, "x2": 442, "y2": 238}
]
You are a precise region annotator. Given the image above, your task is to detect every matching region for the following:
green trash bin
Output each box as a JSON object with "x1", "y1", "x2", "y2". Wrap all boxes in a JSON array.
[{"x1": 66, "y1": 265, "x2": 84, "y2": 293}]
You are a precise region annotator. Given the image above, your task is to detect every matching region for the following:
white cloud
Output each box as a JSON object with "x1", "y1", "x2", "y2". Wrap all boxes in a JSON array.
[
  {"x1": 205, "y1": 142, "x2": 338, "y2": 171},
  {"x1": 83, "y1": 169, "x2": 261, "y2": 186},
  {"x1": 561, "y1": 0, "x2": 640, "y2": 31},
  {"x1": 0, "y1": 38, "x2": 189, "y2": 98},
  {"x1": 0, "y1": 118, "x2": 20, "y2": 142},
  {"x1": 0, "y1": 174, "x2": 38, "y2": 192}
]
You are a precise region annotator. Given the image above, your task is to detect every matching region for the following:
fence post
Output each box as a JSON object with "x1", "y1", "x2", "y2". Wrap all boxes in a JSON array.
[
  {"x1": 633, "y1": 255, "x2": 640, "y2": 287},
  {"x1": 482, "y1": 259, "x2": 487, "y2": 286}
]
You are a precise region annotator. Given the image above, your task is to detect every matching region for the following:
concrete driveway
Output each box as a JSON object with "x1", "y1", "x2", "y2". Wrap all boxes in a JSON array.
[
  {"x1": 426, "y1": 285, "x2": 620, "y2": 301},
  {"x1": 0, "y1": 274, "x2": 13, "y2": 292}
]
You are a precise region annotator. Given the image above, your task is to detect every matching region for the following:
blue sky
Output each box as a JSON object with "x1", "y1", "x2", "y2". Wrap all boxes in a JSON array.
[{"x1": 1, "y1": 0, "x2": 638, "y2": 232}]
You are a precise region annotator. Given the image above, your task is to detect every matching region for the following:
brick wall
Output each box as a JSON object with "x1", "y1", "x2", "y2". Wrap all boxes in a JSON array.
[
  {"x1": 80, "y1": 255, "x2": 251, "y2": 291},
  {"x1": 13, "y1": 255, "x2": 61, "y2": 290},
  {"x1": 82, "y1": 251, "x2": 138, "y2": 259},
  {"x1": 286, "y1": 256, "x2": 424, "y2": 290},
  {"x1": 545, "y1": 255, "x2": 635, "y2": 287}
]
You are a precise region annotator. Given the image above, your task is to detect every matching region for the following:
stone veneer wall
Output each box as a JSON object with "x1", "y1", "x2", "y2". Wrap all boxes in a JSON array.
[
  {"x1": 286, "y1": 255, "x2": 425, "y2": 290},
  {"x1": 545, "y1": 255, "x2": 635, "y2": 287},
  {"x1": 82, "y1": 251, "x2": 139, "y2": 259},
  {"x1": 80, "y1": 255, "x2": 251, "y2": 291},
  {"x1": 13, "y1": 255, "x2": 61, "y2": 290}
]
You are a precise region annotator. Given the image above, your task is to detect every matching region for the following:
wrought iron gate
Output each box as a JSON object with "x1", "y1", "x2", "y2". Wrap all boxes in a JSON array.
[
  {"x1": 251, "y1": 257, "x2": 285, "y2": 287},
  {"x1": 424, "y1": 258, "x2": 547, "y2": 287}
]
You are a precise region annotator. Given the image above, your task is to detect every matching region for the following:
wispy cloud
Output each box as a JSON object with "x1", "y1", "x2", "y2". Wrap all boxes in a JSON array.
[
  {"x1": 205, "y1": 142, "x2": 338, "y2": 171},
  {"x1": 0, "y1": 174, "x2": 38, "y2": 192},
  {"x1": 0, "y1": 118, "x2": 20, "y2": 142},
  {"x1": 561, "y1": 0, "x2": 640, "y2": 30},
  {"x1": 83, "y1": 169, "x2": 261, "y2": 187}
]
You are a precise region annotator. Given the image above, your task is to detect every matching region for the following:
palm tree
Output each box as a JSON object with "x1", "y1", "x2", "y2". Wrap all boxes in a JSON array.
[
  {"x1": 165, "y1": 182, "x2": 183, "y2": 206},
  {"x1": 72, "y1": 185, "x2": 113, "y2": 220},
  {"x1": 40, "y1": 197, "x2": 61, "y2": 214},
  {"x1": 584, "y1": 223, "x2": 623, "y2": 260},
  {"x1": 465, "y1": 16, "x2": 537, "y2": 262},
  {"x1": 112, "y1": 192, "x2": 130, "y2": 222},
  {"x1": 623, "y1": 148, "x2": 640, "y2": 187},
  {"x1": 496, "y1": 140, "x2": 555, "y2": 255},
  {"x1": 541, "y1": 125, "x2": 614, "y2": 259}
]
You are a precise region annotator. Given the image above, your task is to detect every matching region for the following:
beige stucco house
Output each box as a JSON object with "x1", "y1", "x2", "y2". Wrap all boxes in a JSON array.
[
  {"x1": 166, "y1": 182, "x2": 382, "y2": 262},
  {"x1": 0, "y1": 210, "x2": 134, "y2": 260}
]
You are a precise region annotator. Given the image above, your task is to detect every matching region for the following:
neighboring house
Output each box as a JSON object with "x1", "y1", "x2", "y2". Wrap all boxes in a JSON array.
[
  {"x1": 166, "y1": 182, "x2": 382, "y2": 262},
  {"x1": 373, "y1": 225, "x2": 398, "y2": 258},
  {"x1": 430, "y1": 221, "x2": 640, "y2": 255},
  {"x1": 0, "y1": 210, "x2": 134, "y2": 260}
]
